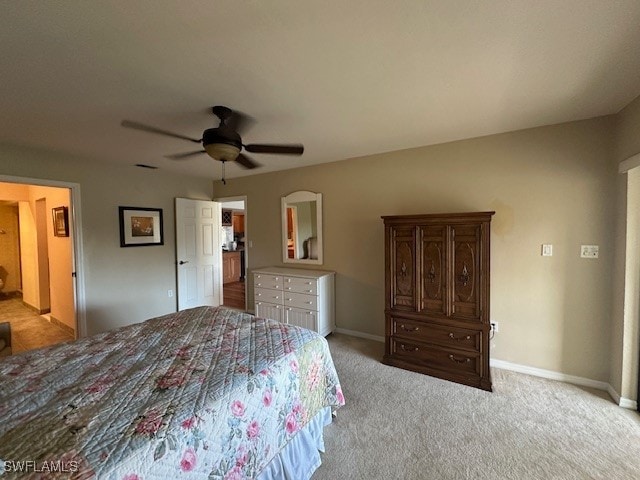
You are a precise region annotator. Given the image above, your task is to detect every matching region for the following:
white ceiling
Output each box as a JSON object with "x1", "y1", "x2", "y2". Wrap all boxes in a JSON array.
[{"x1": 1, "y1": 1, "x2": 639, "y2": 180}]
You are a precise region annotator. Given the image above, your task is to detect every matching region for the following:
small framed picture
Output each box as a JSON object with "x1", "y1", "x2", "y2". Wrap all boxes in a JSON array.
[
  {"x1": 119, "y1": 207, "x2": 164, "y2": 247},
  {"x1": 52, "y1": 206, "x2": 69, "y2": 237}
]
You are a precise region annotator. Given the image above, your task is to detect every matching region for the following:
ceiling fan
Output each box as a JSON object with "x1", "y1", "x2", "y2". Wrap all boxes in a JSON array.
[{"x1": 121, "y1": 106, "x2": 304, "y2": 183}]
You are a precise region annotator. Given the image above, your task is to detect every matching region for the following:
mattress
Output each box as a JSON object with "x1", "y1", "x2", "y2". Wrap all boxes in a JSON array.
[{"x1": 0, "y1": 306, "x2": 344, "y2": 479}]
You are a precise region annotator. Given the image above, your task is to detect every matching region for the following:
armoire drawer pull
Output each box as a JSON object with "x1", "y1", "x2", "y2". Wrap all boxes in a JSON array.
[
  {"x1": 448, "y1": 333, "x2": 471, "y2": 341},
  {"x1": 448, "y1": 354, "x2": 470, "y2": 364},
  {"x1": 400, "y1": 325, "x2": 419, "y2": 332},
  {"x1": 400, "y1": 344, "x2": 418, "y2": 352}
]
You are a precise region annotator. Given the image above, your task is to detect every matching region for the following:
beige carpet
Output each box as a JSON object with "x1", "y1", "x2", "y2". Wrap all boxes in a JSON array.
[{"x1": 314, "y1": 334, "x2": 640, "y2": 480}]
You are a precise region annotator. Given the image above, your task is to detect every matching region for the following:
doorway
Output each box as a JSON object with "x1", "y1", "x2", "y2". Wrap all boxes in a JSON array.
[
  {"x1": 0, "y1": 176, "x2": 86, "y2": 353},
  {"x1": 217, "y1": 196, "x2": 247, "y2": 311}
]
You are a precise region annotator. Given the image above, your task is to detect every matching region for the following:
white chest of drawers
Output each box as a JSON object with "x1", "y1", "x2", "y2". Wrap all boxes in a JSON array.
[{"x1": 253, "y1": 267, "x2": 335, "y2": 336}]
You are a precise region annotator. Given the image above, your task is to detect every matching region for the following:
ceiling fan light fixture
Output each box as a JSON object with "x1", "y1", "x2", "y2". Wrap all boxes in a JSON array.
[{"x1": 204, "y1": 143, "x2": 240, "y2": 161}]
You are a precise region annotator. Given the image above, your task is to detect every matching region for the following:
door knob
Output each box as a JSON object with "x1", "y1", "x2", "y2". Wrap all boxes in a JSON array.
[{"x1": 179, "y1": 260, "x2": 189, "y2": 265}]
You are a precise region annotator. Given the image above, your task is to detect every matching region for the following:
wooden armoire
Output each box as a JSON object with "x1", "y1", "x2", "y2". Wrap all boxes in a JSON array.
[{"x1": 382, "y1": 212, "x2": 494, "y2": 391}]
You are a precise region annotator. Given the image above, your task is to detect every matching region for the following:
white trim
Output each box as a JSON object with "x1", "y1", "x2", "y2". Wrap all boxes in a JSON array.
[
  {"x1": 606, "y1": 384, "x2": 638, "y2": 410},
  {"x1": 490, "y1": 358, "x2": 609, "y2": 390},
  {"x1": 335, "y1": 327, "x2": 384, "y2": 343},
  {"x1": 619, "y1": 397, "x2": 638, "y2": 410},
  {"x1": 491, "y1": 358, "x2": 638, "y2": 409},
  {"x1": 619, "y1": 151, "x2": 640, "y2": 173},
  {"x1": 0, "y1": 175, "x2": 87, "y2": 338}
]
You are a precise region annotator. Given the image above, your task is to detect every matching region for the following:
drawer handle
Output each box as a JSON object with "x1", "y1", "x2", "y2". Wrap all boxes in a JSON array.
[
  {"x1": 257, "y1": 283, "x2": 262, "y2": 287},
  {"x1": 448, "y1": 354, "x2": 470, "y2": 364},
  {"x1": 308, "y1": 311, "x2": 314, "y2": 315},
  {"x1": 448, "y1": 333, "x2": 471, "y2": 341},
  {"x1": 286, "y1": 287, "x2": 292, "y2": 290},
  {"x1": 273, "y1": 296, "x2": 279, "y2": 300},
  {"x1": 286, "y1": 279, "x2": 291, "y2": 282},
  {"x1": 287, "y1": 298, "x2": 292, "y2": 301},
  {"x1": 257, "y1": 293, "x2": 262, "y2": 297},
  {"x1": 306, "y1": 289, "x2": 313, "y2": 293},
  {"x1": 400, "y1": 344, "x2": 418, "y2": 352},
  {"x1": 400, "y1": 324, "x2": 419, "y2": 333},
  {"x1": 306, "y1": 301, "x2": 313, "y2": 305}
]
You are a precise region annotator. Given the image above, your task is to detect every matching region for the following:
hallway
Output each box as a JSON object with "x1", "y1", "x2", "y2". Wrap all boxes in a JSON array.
[{"x1": 0, "y1": 296, "x2": 74, "y2": 354}]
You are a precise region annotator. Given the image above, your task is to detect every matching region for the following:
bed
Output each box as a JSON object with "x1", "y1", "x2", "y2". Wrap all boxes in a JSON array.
[{"x1": 0, "y1": 306, "x2": 344, "y2": 479}]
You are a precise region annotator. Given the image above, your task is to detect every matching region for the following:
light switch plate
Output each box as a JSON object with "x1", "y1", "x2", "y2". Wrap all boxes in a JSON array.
[
  {"x1": 541, "y1": 244, "x2": 553, "y2": 256},
  {"x1": 581, "y1": 245, "x2": 599, "y2": 258}
]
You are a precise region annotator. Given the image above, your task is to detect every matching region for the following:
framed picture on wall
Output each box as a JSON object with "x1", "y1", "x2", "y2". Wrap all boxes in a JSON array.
[
  {"x1": 52, "y1": 206, "x2": 69, "y2": 237},
  {"x1": 119, "y1": 207, "x2": 164, "y2": 247}
]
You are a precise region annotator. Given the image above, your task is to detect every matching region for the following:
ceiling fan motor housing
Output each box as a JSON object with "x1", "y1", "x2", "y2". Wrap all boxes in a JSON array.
[{"x1": 202, "y1": 127, "x2": 242, "y2": 161}]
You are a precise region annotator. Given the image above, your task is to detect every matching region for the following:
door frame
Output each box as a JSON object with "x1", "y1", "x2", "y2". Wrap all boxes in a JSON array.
[
  {"x1": 0, "y1": 174, "x2": 86, "y2": 337},
  {"x1": 214, "y1": 195, "x2": 248, "y2": 311}
]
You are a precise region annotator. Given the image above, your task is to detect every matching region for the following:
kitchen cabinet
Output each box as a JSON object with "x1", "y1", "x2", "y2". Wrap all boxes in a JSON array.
[
  {"x1": 232, "y1": 213, "x2": 244, "y2": 233},
  {"x1": 223, "y1": 251, "x2": 241, "y2": 284}
]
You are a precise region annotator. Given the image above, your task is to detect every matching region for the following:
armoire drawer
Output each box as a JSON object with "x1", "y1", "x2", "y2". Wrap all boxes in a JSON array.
[
  {"x1": 390, "y1": 339, "x2": 480, "y2": 376},
  {"x1": 392, "y1": 317, "x2": 481, "y2": 352},
  {"x1": 254, "y1": 273, "x2": 283, "y2": 290},
  {"x1": 283, "y1": 276, "x2": 318, "y2": 295}
]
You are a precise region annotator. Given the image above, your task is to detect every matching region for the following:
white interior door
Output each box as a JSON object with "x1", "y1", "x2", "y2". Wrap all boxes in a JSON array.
[{"x1": 175, "y1": 198, "x2": 222, "y2": 310}]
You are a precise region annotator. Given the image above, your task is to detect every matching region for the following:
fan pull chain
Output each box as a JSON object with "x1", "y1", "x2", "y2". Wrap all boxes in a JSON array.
[{"x1": 221, "y1": 160, "x2": 226, "y2": 185}]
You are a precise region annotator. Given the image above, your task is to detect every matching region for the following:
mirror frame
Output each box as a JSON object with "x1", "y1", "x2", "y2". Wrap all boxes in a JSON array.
[{"x1": 281, "y1": 190, "x2": 323, "y2": 265}]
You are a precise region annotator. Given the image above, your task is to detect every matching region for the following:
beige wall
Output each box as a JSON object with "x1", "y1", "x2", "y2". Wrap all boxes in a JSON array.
[
  {"x1": 0, "y1": 204, "x2": 20, "y2": 293},
  {"x1": 18, "y1": 200, "x2": 39, "y2": 309},
  {"x1": 215, "y1": 117, "x2": 617, "y2": 383},
  {"x1": 31, "y1": 186, "x2": 74, "y2": 330},
  {"x1": 0, "y1": 143, "x2": 213, "y2": 335},
  {"x1": 611, "y1": 93, "x2": 640, "y2": 401}
]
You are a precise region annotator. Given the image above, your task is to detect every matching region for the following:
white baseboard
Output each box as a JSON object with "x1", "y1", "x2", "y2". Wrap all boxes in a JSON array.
[
  {"x1": 333, "y1": 332, "x2": 639, "y2": 411},
  {"x1": 491, "y1": 358, "x2": 637, "y2": 410},
  {"x1": 334, "y1": 327, "x2": 384, "y2": 343}
]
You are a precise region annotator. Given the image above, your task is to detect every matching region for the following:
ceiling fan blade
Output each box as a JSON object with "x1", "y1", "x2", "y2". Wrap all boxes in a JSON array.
[
  {"x1": 227, "y1": 110, "x2": 256, "y2": 135},
  {"x1": 244, "y1": 144, "x2": 304, "y2": 155},
  {"x1": 235, "y1": 153, "x2": 261, "y2": 169},
  {"x1": 165, "y1": 150, "x2": 206, "y2": 160},
  {"x1": 121, "y1": 120, "x2": 201, "y2": 143}
]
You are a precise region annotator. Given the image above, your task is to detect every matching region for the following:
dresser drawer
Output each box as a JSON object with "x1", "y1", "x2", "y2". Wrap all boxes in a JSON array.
[
  {"x1": 254, "y1": 287, "x2": 284, "y2": 304},
  {"x1": 283, "y1": 276, "x2": 318, "y2": 295},
  {"x1": 254, "y1": 273, "x2": 283, "y2": 290},
  {"x1": 392, "y1": 317, "x2": 481, "y2": 352},
  {"x1": 391, "y1": 338, "x2": 479, "y2": 376},
  {"x1": 284, "y1": 291, "x2": 318, "y2": 310}
]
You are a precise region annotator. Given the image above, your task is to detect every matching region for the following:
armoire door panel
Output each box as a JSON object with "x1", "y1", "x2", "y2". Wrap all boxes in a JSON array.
[
  {"x1": 418, "y1": 225, "x2": 447, "y2": 315},
  {"x1": 391, "y1": 226, "x2": 416, "y2": 310},
  {"x1": 451, "y1": 225, "x2": 481, "y2": 320}
]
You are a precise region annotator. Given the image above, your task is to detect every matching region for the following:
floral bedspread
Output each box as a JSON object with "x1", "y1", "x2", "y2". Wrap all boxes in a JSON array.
[{"x1": 0, "y1": 306, "x2": 344, "y2": 479}]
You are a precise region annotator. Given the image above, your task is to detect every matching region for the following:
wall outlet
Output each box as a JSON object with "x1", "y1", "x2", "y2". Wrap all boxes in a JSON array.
[
  {"x1": 491, "y1": 322, "x2": 499, "y2": 333},
  {"x1": 580, "y1": 245, "x2": 599, "y2": 259},
  {"x1": 167, "y1": 289, "x2": 174, "y2": 298},
  {"x1": 541, "y1": 244, "x2": 553, "y2": 256}
]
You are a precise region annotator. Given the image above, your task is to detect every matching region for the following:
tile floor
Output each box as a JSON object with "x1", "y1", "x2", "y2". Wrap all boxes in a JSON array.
[{"x1": 0, "y1": 296, "x2": 75, "y2": 354}]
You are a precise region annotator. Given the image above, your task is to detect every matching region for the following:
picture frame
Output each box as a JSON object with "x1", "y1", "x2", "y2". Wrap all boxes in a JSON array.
[
  {"x1": 119, "y1": 206, "x2": 164, "y2": 247},
  {"x1": 52, "y1": 206, "x2": 69, "y2": 237}
]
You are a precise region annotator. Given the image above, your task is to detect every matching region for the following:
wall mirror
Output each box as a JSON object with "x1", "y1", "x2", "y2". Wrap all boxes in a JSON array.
[{"x1": 281, "y1": 190, "x2": 323, "y2": 265}]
